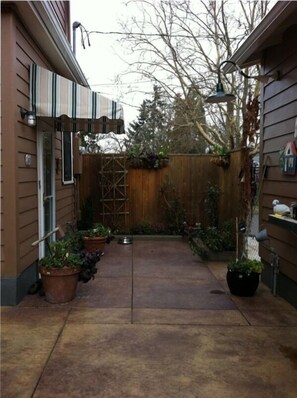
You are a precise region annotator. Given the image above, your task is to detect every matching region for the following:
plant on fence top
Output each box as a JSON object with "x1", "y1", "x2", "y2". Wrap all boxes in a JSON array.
[{"x1": 128, "y1": 146, "x2": 169, "y2": 169}]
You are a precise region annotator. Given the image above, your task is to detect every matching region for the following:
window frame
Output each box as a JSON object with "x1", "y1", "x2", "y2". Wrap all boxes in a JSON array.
[{"x1": 62, "y1": 131, "x2": 74, "y2": 184}]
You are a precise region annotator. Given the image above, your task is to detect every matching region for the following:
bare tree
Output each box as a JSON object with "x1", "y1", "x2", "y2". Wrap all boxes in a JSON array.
[{"x1": 119, "y1": 0, "x2": 271, "y2": 151}]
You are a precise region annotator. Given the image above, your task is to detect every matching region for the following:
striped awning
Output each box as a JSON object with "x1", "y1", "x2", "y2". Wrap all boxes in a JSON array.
[{"x1": 30, "y1": 64, "x2": 124, "y2": 134}]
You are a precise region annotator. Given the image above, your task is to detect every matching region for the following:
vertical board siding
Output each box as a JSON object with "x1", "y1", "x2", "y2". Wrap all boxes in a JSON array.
[
  {"x1": 260, "y1": 24, "x2": 297, "y2": 282},
  {"x1": 80, "y1": 151, "x2": 243, "y2": 231}
]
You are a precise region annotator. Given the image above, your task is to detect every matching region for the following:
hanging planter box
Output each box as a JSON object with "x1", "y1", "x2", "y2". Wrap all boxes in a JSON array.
[
  {"x1": 128, "y1": 156, "x2": 169, "y2": 169},
  {"x1": 211, "y1": 155, "x2": 230, "y2": 168}
]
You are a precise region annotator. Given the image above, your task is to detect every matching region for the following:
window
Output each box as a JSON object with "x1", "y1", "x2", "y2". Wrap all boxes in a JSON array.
[{"x1": 62, "y1": 132, "x2": 74, "y2": 184}]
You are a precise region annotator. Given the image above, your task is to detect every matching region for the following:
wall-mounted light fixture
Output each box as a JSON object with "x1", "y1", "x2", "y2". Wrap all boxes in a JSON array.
[
  {"x1": 205, "y1": 60, "x2": 280, "y2": 104},
  {"x1": 20, "y1": 108, "x2": 36, "y2": 127}
]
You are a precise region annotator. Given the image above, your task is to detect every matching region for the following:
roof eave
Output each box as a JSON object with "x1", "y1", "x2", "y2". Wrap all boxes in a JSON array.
[
  {"x1": 12, "y1": 1, "x2": 89, "y2": 86},
  {"x1": 223, "y1": 1, "x2": 297, "y2": 73}
]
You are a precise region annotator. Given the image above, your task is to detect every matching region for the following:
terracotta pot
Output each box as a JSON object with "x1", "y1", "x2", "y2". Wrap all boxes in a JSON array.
[
  {"x1": 82, "y1": 236, "x2": 106, "y2": 252},
  {"x1": 226, "y1": 269, "x2": 260, "y2": 297},
  {"x1": 39, "y1": 266, "x2": 81, "y2": 304}
]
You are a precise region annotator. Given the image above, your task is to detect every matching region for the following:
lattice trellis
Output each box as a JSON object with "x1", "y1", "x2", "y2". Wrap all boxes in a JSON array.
[{"x1": 98, "y1": 155, "x2": 129, "y2": 229}]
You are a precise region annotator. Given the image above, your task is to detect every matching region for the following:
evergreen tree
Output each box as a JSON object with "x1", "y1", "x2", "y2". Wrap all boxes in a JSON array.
[{"x1": 126, "y1": 85, "x2": 170, "y2": 153}]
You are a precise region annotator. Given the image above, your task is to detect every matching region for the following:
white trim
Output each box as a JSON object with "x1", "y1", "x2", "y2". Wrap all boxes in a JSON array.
[
  {"x1": 37, "y1": 131, "x2": 44, "y2": 259},
  {"x1": 37, "y1": 128, "x2": 56, "y2": 258}
]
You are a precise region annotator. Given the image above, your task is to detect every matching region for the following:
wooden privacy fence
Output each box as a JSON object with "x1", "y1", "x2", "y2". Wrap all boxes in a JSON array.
[{"x1": 79, "y1": 151, "x2": 243, "y2": 230}]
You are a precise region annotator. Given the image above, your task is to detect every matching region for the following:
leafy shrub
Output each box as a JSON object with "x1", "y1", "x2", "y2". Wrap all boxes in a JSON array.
[
  {"x1": 190, "y1": 221, "x2": 235, "y2": 259},
  {"x1": 228, "y1": 258, "x2": 264, "y2": 274}
]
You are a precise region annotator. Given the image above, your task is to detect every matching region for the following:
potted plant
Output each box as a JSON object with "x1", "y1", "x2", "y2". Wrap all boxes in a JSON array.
[
  {"x1": 82, "y1": 223, "x2": 112, "y2": 253},
  {"x1": 39, "y1": 238, "x2": 101, "y2": 303},
  {"x1": 226, "y1": 258, "x2": 264, "y2": 297}
]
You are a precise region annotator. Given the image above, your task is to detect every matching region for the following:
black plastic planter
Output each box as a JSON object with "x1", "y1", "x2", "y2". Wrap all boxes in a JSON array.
[{"x1": 226, "y1": 270, "x2": 260, "y2": 297}]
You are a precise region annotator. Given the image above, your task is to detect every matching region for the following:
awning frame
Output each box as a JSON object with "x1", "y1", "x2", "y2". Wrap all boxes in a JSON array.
[{"x1": 30, "y1": 64, "x2": 124, "y2": 134}]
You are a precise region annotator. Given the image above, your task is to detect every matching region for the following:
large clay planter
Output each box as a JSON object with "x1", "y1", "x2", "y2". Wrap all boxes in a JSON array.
[
  {"x1": 39, "y1": 266, "x2": 81, "y2": 304},
  {"x1": 82, "y1": 236, "x2": 106, "y2": 252},
  {"x1": 226, "y1": 270, "x2": 260, "y2": 297}
]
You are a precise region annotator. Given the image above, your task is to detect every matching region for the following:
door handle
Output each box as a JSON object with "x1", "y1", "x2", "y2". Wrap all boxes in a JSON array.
[{"x1": 43, "y1": 195, "x2": 52, "y2": 202}]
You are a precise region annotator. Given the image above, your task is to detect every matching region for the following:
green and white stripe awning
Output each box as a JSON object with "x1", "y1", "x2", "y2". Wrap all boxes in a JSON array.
[{"x1": 30, "y1": 64, "x2": 124, "y2": 133}]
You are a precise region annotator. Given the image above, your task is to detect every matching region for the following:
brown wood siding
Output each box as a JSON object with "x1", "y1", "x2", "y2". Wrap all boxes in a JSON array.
[
  {"x1": 15, "y1": 18, "x2": 47, "y2": 273},
  {"x1": 55, "y1": 132, "x2": 76, "y2": 232},
  {"x1": 80, "y1": 151, "x2": 243, "y2": 231},
  {"x1": 1, "y1": 10, "x2": 18, "y2": 276},
  {"x1": 1, "y1": 8, "x2": 77, "y2": 277},
  {"x1": 50, "y1": 1, "x2": 70, "y2": 40},
  {"x1": 259, "y1": 23, "x2": 297, "y2": 282}
]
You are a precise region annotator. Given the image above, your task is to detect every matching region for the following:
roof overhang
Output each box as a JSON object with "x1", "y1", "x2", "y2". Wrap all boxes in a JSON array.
[
  {"x1": 223, "y1": 1, "x2": 297, "y2": 73},
  {"x1": 2, "y1": 0, "x2": 88, "y2": 85}
]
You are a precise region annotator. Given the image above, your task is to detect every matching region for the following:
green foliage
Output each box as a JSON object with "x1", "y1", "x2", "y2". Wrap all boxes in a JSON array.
[
  {"x1": 39, "y1": 235, "x2": 101, "y2": 283},
  {"x1": 212, "y1": 145, "x2": 229, "y2": 156},
  {"x1": 190, "y1": 221, "x2": 235, "y2": 259},
  {"x1": 128, "y1": 146, "x2": 169, "y2": 169},
  {"x1": 189, "y1": 239, "x2": 209, "y2": 260},
  {"x1": 202, "y1": 222, "x2": 235, "y2": 252},
  {"x1": 126, "y1": 85, "x2": 171, "y2": 153},
  {"x1": 78, "y1": 196, "x2": 93, "y2": 230},
  {"x1": 160, "y1": 178, "x2": 186, "y2": 234},
  {"x1": 205, "y1": 182, "x2": 221, "y2": 227},
  {"x1": 40, "y1": 240, "x2": 81, "y2": 269},
  {"x1": 84, "y1": 223, "x2": 111, "y2": 237},
  {"x1": 227, "y1": 258, "x2": 264, "y2": 274}
]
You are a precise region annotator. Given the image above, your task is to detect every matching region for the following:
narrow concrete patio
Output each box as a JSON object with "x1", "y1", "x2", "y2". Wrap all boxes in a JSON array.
[{"x1": 1, "y1": 238, "x2": 297, "y2": 398}]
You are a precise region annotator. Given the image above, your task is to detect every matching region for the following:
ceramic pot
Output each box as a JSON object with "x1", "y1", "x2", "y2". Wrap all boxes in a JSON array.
[
  {"x1": 226, "y1": 269, "x2": 260, "y2": 297},
  {"x1": 82, "y1": 236, "x2": 106, "y2": 252},
  {"x1": 39, "y1": 266, "x2": 81, "y2": 304}
]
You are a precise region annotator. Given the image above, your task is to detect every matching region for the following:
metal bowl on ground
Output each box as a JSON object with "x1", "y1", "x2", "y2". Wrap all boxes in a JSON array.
[{"x1": 118, "y1": 236, "x2": 133, "y2": 245}]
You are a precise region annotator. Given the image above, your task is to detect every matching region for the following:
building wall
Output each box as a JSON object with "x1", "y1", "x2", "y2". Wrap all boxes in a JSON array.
[
  {"x1": 50, "y1": 0, "x2": 70, "y2": 40},
  {"x1": 259, "y1": 23, "x2": 297, "y2": 306},
  {"x1": 1, "y1": 3, "x2": 76, "y2": 304}
]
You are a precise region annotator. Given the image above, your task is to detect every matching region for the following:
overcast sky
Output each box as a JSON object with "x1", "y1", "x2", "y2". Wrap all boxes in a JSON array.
[
  {"x1": 70, "y1": 0, "x2": 277, "y2": 129},
  {"x1": 70, "y1": 0, "x2": 146, "y2": 126}
]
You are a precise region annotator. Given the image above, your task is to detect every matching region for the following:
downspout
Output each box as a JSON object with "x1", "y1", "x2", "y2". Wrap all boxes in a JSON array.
[
  {"x1": 72, "y1": 21, "x2": 81, "y2": 56},
  {"x1": 270, "y1": 249, "x2": 279, "y2": 296}
]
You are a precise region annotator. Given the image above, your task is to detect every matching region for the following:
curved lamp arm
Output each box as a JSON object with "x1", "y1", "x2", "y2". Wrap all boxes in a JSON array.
[{"x1": 206, "y1": 60, "x2": 280, "y2": 104}]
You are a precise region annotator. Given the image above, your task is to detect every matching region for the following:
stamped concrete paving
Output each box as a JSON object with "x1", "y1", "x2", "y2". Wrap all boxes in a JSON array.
[{"x1": 1, "y1": 238, "x2": 297, "y2": 398}]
